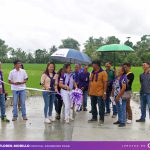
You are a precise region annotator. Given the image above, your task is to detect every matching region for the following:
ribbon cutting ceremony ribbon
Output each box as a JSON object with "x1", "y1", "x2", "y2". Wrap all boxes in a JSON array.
[{"x1": 0, "y1": 80, "x2": 61, "y2": 95}]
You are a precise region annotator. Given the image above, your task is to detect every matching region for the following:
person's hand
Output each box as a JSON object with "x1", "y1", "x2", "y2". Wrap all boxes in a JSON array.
[
  {"x1": 110, "y1": 96, "x2": 114, "y2": 102},
  {"x1": 5, "y1": 92, "x2": 8, "y2": 96},
  {"x1": 115, "y1": 96, "x2": 120, "y2": 102},
  {"x1": 45, "y1": 87, "x2": 50, "y2": 90},
  {"x1": 13, "y1": 82, "x2": 19, "y2": 85},
  {"x1": 81, "y1": 87, "x2": 84, "y2": 91},
  {"x1": 17, "y1": 82, "x2": 22, "y2": 85},
  {"x1": 66, "y1": 86, "x2": 70, "y2": 91},
  {"x1": 0, "y1": 88, "x2": 3, "y2": 94},
  {"x1": 55, "y1": 89, "x2": 58, "y2": 93},
  {"x1": 103, "y1": 93, "x2": 106, "y2": 100}
]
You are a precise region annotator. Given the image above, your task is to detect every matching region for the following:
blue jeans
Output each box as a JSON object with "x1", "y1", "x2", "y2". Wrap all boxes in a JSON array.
[
  {"x1": 116, "y1": 99, "x2": 126, "y2": 124},
  {"x1": 140, "y1": 93, "x2": 150, "y2": 120},
  {"x1": 12, "y1": 90, "x2": 26, "y2": 118},
  {"x1": 113, "y1": 105, "x2": 117, "y2": 115},
  {"x1": 42, "y1": 91, "x2": 56, "y2": 118},
  {"x1": 105, "y1": 90, "x2": 111, "y2": 113},
  {"x1": 91, "y1": 96, "x2": 105, "y2": 121},
  {"x1": 0, "y1": 93, "x2": 6, "y2": 118},
  {"x1": 83, "y1": 90, "x2": 88, "y2": 108},
  {"x1": 105, "y1": 88, "x2": 117, "y2": 115}
]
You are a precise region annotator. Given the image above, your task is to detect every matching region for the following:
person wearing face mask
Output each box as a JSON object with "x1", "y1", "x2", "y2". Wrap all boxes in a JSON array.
[
  {"x1": 105, "y1": 62, "x2": 117, "y2": 118},
  {"x1": 41, "y1": 62, "x2": 58, "y2": 124}
]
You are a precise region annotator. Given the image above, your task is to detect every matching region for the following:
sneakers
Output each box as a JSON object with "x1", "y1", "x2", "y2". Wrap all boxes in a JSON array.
[
  {"x1": 1, "y1": 116, "x2": 10, "y2": 123},
  {"x1": 23, "y1": 117, "x2": 28, "y2": 120},
  {"x1": 76, "y1": 109, "x2": 81, "y2": 112},
  {"x1": 49, "y1": 116, "x2": 55, "y2": 122},
  {"x1": 127, "y1": 120, "x2": 132, "y2": 124},
  {"x1": 112, "y1": 114, "x2": 117, "y2": 118},
  {"x1": 136, "y1": 119, "x2": 145, "y2": 122},
  {"x1": 65, "y1": 118, "x2": 70, "y2": 124},
  {"x1": 83, "y1": 108, "x2": 87, "y2": 111},
  {"x1": 70, "y1": 117, "x2": 74, "y2": 121},
  {"x1": 88, "y1": 118, "x2": 97, "y2": 122},
  {"x1": 118, "y1": 123, "x2": 126, "y2": 127},
  {"x1": 55, "y1": 115, "x2": 61, "y2": 120},
  {"x1": 105, "y1": 112, "x2": 110, "y2": 116},
  {"x1": 113, "y1": 121, "x2": 120, "y2": 125},
  {"x1": 44, "y1": 118, "x2": 51, "y2": 124},
  {"x1": 12, "y1": 117, "x2": 17, "y2": 121},
  {"x1": 98, "y1": 120, "x2": 104, "y2": 126},
  {"x1": 89, "y1": 110, "x2": 92, "y2": 113}
]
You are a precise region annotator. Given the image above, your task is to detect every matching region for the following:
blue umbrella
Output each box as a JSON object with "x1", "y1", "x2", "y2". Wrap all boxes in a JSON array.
[{"x1": 51, "y1": 48, "x2": 92, "y2": 64}]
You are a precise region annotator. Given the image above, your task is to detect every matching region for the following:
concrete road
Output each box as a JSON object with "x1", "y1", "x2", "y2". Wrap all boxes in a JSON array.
[{"x1": 0, "y1": 96, "x2": 150, "y2": 141}]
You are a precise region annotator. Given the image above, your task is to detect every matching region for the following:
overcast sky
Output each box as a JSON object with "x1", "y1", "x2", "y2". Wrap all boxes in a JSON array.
[{"x1": 0, "y1": 0, "x2": 150, "y2": 51}]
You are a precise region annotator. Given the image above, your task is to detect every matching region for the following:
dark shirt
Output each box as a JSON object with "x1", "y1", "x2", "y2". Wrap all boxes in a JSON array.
[
  {"x1": 78, "y1": 71, "x2": 90, "y2": 91},
  {"x1": 140, "y1": 71, "x2": 150, "y2": 94},
  {"x1": 126, "y1": 72, "x2": 134, "y2": 91},
  {"x1": 106, "y1": 69, "x2": 115, "y2": 92},
  {"x1": 73, "y1": 71, "x2": 79, "y2": 85},
  {"x1": 106, "y1": 69, "x2": 115, "y2": 82},
  {"x1": 106, "y1": 69, "x2": 115, "y2": 86},
  {"x1": 0, "y1": 70, "x2": 5, "y2": 93}
]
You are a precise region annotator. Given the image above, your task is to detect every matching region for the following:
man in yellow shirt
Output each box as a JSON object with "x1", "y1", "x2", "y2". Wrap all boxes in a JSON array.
[{"x1": 88, "y1": 61, "x2": 108, "y2": 125}]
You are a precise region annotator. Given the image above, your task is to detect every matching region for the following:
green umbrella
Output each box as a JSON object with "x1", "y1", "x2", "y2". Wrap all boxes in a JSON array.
[{"x1": 97, "y1": 44, "x2": 134, "y2": 68}]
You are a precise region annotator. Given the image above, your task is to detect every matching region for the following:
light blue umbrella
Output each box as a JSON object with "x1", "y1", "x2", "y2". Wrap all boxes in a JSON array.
[{"x1": 51, "y1": 48, "x2": 92, "y2": 64}]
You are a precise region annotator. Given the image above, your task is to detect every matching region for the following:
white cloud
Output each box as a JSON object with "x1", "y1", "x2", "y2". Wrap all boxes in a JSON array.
[{"x1": 0, "y1": 0, "x2": 150, "y2": 51}]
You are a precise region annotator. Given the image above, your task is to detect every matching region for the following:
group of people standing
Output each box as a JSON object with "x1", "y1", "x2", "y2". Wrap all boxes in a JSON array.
[{"x1": 0, "y1": 60, "x2": 150, "y2": 127}]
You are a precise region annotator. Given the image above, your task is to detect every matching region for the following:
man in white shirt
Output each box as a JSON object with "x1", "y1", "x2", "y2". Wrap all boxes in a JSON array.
[{"x1": 8, "y1": 60, "x2": 28, "y2": 121}]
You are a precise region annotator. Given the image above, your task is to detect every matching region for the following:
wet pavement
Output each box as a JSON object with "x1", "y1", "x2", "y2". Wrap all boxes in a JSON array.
[{"x1": 0, "y1": 96, "x2": 150, "y2": 141}]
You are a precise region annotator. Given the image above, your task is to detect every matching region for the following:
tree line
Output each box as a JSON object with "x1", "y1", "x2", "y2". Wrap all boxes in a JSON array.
[{"x1": 0, "y1": 35, "x2": 150, "y2": 65}]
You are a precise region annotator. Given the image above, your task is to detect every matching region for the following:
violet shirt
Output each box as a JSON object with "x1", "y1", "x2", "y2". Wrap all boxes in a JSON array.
[
  {"x1": 60, "y1": 73, "x2": 74, "y2": 90},
  {"x1": 78, "y1": 72, "x2": 90, "y2": 91}
]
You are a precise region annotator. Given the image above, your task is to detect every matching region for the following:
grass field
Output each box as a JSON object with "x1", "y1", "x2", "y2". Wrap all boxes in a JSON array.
[{"x1": 1, "y1": 63, "x2": 143, "y2": 95}]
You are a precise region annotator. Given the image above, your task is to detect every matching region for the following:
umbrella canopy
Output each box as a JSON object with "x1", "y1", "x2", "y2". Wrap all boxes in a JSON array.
[
  {"x1": 97, "y1": 44, "x2": 134, "y2": 52},
  {"x1": 51, "y1": 48, "x2": 92, "y2": 64},
  {"x1": 97, "y1": 44, "x2": 134, "y2": 68}
]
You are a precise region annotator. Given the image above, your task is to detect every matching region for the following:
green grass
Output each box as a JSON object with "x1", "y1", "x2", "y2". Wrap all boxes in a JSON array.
[{"x1": 1, "y1": 63, "x2": 142, "y2": 95}]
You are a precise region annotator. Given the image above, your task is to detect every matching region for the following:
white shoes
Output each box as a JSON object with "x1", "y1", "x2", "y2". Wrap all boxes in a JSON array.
[
  {"x1": 44, "y1": 118, "x2": 51, "y2": 124},
  {"x1": 127, "y1": 120, "x2": 132, "y2": 124},
  {"x1": 70, "y1": 117, "x2": 74, "y2": 121},
  {"x1": 49, "y1": 116, "x2": 55, "y2": 122},
  {"x1": 65, "y1": 118, "x2": 70, "y2": 124}
]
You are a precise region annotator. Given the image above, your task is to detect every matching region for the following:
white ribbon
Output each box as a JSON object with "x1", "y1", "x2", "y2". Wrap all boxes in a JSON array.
[{"x1": 0, "y1": 80, "x2": 55, "y2": 93}]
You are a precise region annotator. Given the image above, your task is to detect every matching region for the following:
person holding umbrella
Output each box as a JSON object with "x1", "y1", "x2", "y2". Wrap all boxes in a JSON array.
[
  {"x1": 78, "y1": 65, "x2": 90, "y2": 111},
  {"x1": 136, "y1": 62, "x2": 150, "y2": 123},
  {"x1": 73, "y1": 64, "x2": 80, "y2": 86},
  {"x1": 105, "y1": 62, "x2": 117, "y2": 117},
  {"x1": 88, "y1": 60, "x2": 108, "y2": 126}
]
